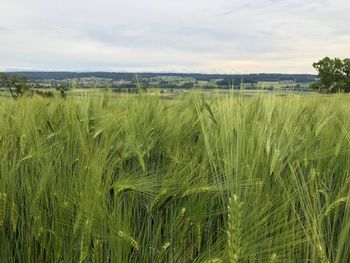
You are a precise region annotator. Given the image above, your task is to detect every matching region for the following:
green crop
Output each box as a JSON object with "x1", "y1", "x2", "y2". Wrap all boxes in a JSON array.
[{"x1": 0, "y1": 92, "x2": 349, "y2": 262}]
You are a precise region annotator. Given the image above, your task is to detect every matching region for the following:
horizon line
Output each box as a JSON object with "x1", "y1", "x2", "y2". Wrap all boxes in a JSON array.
[{"x1": 2, "y1": 70, "x2": 317, "y2": 76}]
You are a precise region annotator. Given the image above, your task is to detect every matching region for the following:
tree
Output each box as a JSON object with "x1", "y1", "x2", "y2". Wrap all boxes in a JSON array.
[
  {"x1": 0, "y1": 73, "x2": 31, "y2": 99},
  {"x1": 183, "y1": 82, "x2": 194, "y2": 89},
  {"x1": 343, "y1": 58, "x2": 350, "y2": 90},
  {"x1": 312, "y1": 57, "x2": 350, "y2": 93}
]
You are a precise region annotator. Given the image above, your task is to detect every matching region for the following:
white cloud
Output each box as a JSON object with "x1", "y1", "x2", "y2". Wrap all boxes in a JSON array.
[{"x1": 1, "y1": 0, "x2": 350, "y2": 73}]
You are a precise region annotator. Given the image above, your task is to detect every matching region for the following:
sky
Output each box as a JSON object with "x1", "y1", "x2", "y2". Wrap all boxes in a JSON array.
[{"x1": 0, "y1": 0, "x2": 350, "y2": 74}]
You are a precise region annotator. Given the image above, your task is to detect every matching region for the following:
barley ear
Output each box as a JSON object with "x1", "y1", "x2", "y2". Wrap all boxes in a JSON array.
[
  {"x1": 227, "y1": 195, "x2": 242, "y2": 263},
  {"x1": 149, "y1": 189, "x2": 167, "y2": 210},
  {"x1": 118, "y1": 230, "x2": 140, "y2": 251},
  {"x1": 92, "y1": 238, "x2": 103, "y2": 263},
  {"x1": 196, "y1": 223, "x2": 202, "y2": 253},
  {"x1": 325, "y1": 197, "x2": 347, "y2": 216},
  {"x1": 176, "y1": 207, "x2": 186, "y2": 226},
  {"x1": 270, "y1": 149, "x2": 280, "y2": 175},
  {"x1": 0, "y1": 193, "x2": 7, "y2": 229},
  {"x1": 316, "y1": 243, "x2": 329, "y2": 263},
  {"x1": 11, "y1": 202, "x2": 18, "y2": 232},
  {"x1": 79, "y1": 219, "x2": 92, "y2": 263},
  {"x1": 269, "y1": 253, "x2": 277, "y2": 263}
]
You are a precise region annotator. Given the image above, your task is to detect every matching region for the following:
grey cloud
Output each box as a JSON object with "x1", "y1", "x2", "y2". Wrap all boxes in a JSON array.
[
  {"x1": 0, "y1": 26, "x2": 9, "y2": 32},
  {"x1": 0, "y1": 0, "x2": 349, "y2": 73}
]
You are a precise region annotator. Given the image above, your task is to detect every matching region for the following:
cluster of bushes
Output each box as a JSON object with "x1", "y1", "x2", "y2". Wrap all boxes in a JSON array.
[{"x1": 112, "y1": 87, "x2": 139, "y2": 94}]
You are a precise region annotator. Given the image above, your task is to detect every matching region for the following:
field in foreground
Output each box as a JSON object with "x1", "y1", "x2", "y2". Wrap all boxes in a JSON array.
[{"x1": 0, "y1": 93, "x2": 350, "y2": 262}]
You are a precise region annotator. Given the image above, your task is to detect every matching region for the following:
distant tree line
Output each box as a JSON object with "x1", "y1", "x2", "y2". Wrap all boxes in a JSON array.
[{"x1": 3, "y1": 72, "x2": 317, "y2": 83}]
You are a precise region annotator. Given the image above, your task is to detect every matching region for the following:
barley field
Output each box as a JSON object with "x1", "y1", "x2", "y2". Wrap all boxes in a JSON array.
[{"x1": 0, "y1": 92, "x2": 349, "y2": 262}]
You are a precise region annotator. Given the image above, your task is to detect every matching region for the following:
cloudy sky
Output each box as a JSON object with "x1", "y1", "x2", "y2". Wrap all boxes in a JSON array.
[{"x1": 1, "y1": 0, "x2": 349, "y2": 73}]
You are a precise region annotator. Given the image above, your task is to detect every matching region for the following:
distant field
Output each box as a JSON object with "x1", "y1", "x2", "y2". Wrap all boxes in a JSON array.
[
  {"x1": 0, "y1": 82, "x2": 316, "y2": 100},
  {"x1": 0, "y1": 93, "x2": 349, "y2": 262}
]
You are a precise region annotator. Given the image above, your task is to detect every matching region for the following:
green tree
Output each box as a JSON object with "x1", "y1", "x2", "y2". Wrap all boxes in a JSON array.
[
  {"x1": 343, "y1": 58, "x2": 350, "y2": 91},
  {"x1": 0, "y1": 73, "x2": 31, "y2": 98},
  {"x1": 312, "y1": 57, "x2": 350, "y2": 93}
]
